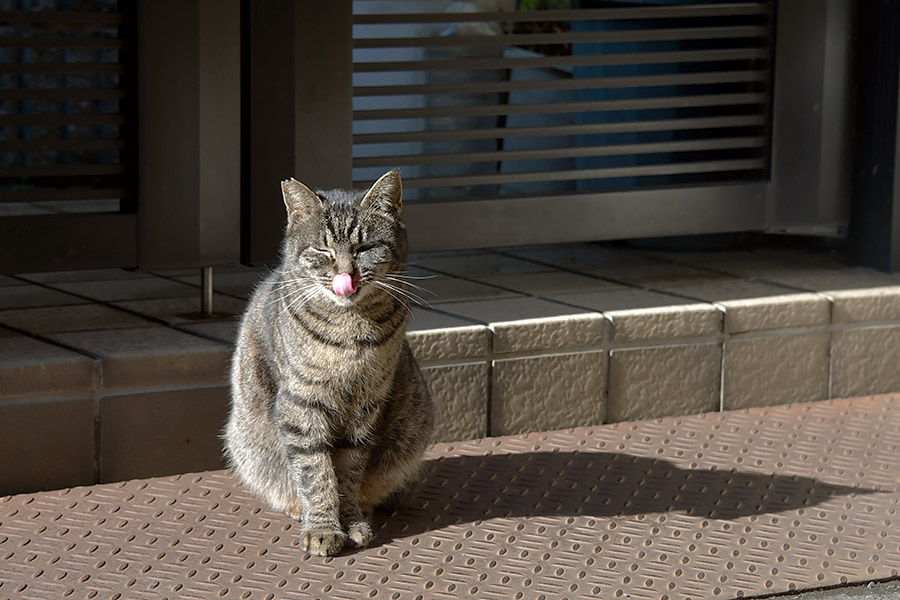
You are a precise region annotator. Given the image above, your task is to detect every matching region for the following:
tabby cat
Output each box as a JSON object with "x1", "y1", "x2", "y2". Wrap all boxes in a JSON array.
[{"x1": 224, "y1": 170, "x2": 434, "y2": 556}]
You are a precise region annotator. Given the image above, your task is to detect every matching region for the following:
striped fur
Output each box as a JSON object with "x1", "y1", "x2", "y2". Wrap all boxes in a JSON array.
[{"x1": 224, "y1": 171, "x2": 433, "y2": 556}]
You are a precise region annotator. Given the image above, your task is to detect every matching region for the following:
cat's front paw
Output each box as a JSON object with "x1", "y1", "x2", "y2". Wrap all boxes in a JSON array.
[
  {"x1": 346, "y1": 519, "x2": 375, "y2": 548},
  {"x1": 300, "y1": 527, "x2": 346, "y2": 556}
]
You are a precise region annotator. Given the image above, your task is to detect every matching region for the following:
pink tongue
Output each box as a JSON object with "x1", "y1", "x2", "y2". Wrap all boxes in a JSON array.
[{"x1": 332, "y1": 273, "x2": 356, "y2": 297}]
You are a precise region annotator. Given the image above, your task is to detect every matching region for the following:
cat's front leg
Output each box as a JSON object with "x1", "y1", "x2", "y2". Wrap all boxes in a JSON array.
[
  {"x1": 277, "y1": 396, "x2": 346, "y2": 556},
  {"x1": 333, "y1": 444, "x2": 376, "y2": 548}
]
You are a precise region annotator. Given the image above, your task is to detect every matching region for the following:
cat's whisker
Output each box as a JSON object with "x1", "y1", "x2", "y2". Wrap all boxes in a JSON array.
[
  {"x1": 380, "y1": 274, "x2": 437, "y2": 297},
  {"x1": 370, "y1": 281, "x2": 414, "y2": 316},
  {"x1": 384, "y1": 271, "x2": 439, "y2": 281},
  {"x1": 372, "y1": 279, "x2": 430, "y2": 311}
]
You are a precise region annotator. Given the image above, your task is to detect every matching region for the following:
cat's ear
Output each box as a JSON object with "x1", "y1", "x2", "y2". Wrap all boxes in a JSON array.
[
  {"x1": 282, "y1": 178, "x2": 323, "y2": 223},
  {"x1": 360, "y1": 170, "x2": 402, "y2": 215}
]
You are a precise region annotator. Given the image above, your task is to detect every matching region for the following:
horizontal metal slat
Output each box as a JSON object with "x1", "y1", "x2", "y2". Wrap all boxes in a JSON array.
[
  {"x1": 0, "y1": 187, "x2": 124, "y2": 203},
  {"x1": 353, "y1": 25, "x2": 768, "y2": 49},
  {"x1": 0, "y1": 164, "x2": 124, "y2": 177},
  {"x1": 0, "y1": 88, "x2": 124, "y2": 101},
  {"x1": 0, "y1": 62, "x2": 124, "y2": 75},
  {"x1": 0, "y1": 138, "x2": 125, "y2": 152},
  {"x1": 0, "y1": 10, "x2": 123, "y2": 24},
  {"x1": 353, "y1": 114, "x2": 766, "y2": 144},
  {"x1": 0, "y1": 37, "x2": 123, "y2": 49},
  {"x1": 354, "y1": 4, "x2": 768, "y2": 25},
  {"x1": 389, "y1": 158, "x2": 765, "y2": 189},
  {"x1": 0, "y1": 114, "x2": 124, "y2": 126},
  {"x1": 404, "y1": 182, "x2": 767, "y2": 251},
  {"x1": 354, "y1": 92, "x2": 767, "y2": 121},
  {"x1": 353, "y1": 136, "x2": 765, "y2": 168},
  {"x1": 354, "y1": 47, "x2": 768, "y2": 72},
  {"x1": 354, "y1": 69, "x2": 768, "y2": 97}
]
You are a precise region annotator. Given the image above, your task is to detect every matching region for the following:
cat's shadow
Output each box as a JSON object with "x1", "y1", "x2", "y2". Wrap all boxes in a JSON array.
[{"x1": 370, "y1": 449, "x2": 874, "y2": 545}]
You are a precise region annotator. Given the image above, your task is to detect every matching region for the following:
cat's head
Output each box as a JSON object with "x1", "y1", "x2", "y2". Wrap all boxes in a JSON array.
[{"x1": 280, "y1": 170, "x2": 408, "y2": 307}]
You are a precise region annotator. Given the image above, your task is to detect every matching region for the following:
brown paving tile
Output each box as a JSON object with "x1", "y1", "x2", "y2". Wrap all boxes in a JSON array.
[
  {"x1": 0, "y1": 335, "x2": 95, "y2": 400},
  {"x1": 723, "y1": 333, "x2": 829, "y2": 410},
  {"x1": 178, "y1": 320, "x2": 240, "y2": 346},
  {"x1": 607, "y1": 303, "x2": 721, "y2": 344},
  {"x1": 423, "y1": 363, "x2": 489, "y2": 442},
  {"x1": 414, "y1": 275, "x2": 521, "y2": 304},
  {"x1": 0, "y1": 275, "x2": 26, "y2": 287},
  {"x1": 49, "y1": 277, "x2": 199, "y2": 302},
  {"x1": 100, "y1": 386, "x2": 230, "y2": 482},
  {"x1": 406, "y1": 307, "x2": 478, "y2": 332},
  {"x1": 46, "y1": 326, "x2": 231, "y2": 394},
  {"x1": 19, "y1": 269, "x2": 148, "y2": 284},
  {"x1": 409, "y1": 251, "x2": 551, "y2": 276},
  {"x1": 502, "y1": 243, "x2": 656, "y2": 271},
  {"x1": 0, "y1": 397, "x2": 96, "y2": 495},
  {"x1": 608, "y1": 343, "x2": 721, "y2": 422},
  {"x1": 647, "y1": 277, "x2": 795, "y2": 302},
  {"x1": 492, "y1": 351, "x2": 606, "y2": 435},
  {"x1": 436, "y1": 296, "x2": 591, "y2": 324},
  {"x1": 547, "y1": 287, "x2": 695, "y2": 313},
  {"x1": 0, "y1": 303, "x2": 150, "y2": 334},
  {"x1": 472, "y1": 270, "x2": 617, "y2": 295},
  {"x1": 0, "y1": 284, "x2": 89, "y2": 309},
  {"x1": 831, "y1": 326, "x2": 900, "y2": 397},
  {"x1": 583, "y1": 261, "x2": 720, "y2": 286},
  {"x1": 112, "y1": 295, "x2": 247, "y2": 325},
  {"x1": 174, "y1": 268, "x2": 269, "y2": 299}
]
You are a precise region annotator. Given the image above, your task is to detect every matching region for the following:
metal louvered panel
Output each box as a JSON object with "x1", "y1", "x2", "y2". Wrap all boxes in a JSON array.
[
  {"x1": 0, "y1": 2, "x2": 135, "y2": 216},
  {"x1": 352, "y1": 0, "x2": 773, "y2": 207}
]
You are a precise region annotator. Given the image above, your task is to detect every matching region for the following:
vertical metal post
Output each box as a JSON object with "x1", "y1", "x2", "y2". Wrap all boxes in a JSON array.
[{"x1": 201, "y1": 267, "x2": 213, "y2": 317}]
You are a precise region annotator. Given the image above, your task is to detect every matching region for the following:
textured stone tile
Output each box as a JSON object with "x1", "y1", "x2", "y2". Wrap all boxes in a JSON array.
[
  {"x1": 829, "y1": 287, "x2": 900, "y2": 324},
  {"x1": 407, "y1": 307, "x2": 477, "y2": 333},
  {"x1": 409, "y1": 251, "x2": 549, "y2": 276},
  {"x1": 0, "y1": 303, "x2": 149, "y2": 334},
  {"x1": 422, "y1": 363, "x2": 488, "y2": 442},
  {"x1": 417, "y1": 275, "x2": 521, "y2": 304},
  {"x1": 100, "y1": 386, "x2": 230, "y2": 482},
  {"x1": 584, "y1": 262, "x2": 719, "y2": 287},
  {"x1": 0, "y1": 284, "x2": 88, "y2": 309},
  {"x1": 0, "y1": 397, "x2": 96, "y2": 495},
  {"x1": 607, "y1": 344, "x2": 720, "y2": 423},
  {"x1": 440, "y1": 297, "x2": 590, "y2": 325},
  {"x1": 608, "y1": 304, "x2": 721, "y2": 344},
  {"x1": 473, "y1": 271, "x2": 616, "y2": 296},
  {"x1": 503, "y1": 243, "x2": 652, "y2": 271},
  {"x1": 647, "y1": 277, "x2": 795, "y2": 303},
  {"x1": 719, "y1": 293, "x2": 830, "y2": 334},
  {"x1": 50, "y1": 277, "x2": 199, "y2": 302},
  {"x1": 19, "y1": 269, "x2": 149, "y2": 284},
  {"x1": 174, "y1": 268, "x2": 268, "y2": 299},
  {"x1": 723, "y1": 333, "x2": 829, "y2": 410},
  {"x1": 47, "y1": 326, "x2": 231, "y2": 394},
  {"x1": 112, "y1": 295, "x2": 247, "y2": 324},
  {"x1": 492, "y1": 313, "x2": 608, "y2": 355},
  {"x1": 547, "y1": 287, "x2": 694, "y2": 313},
  {"x1": 758, "y1": 267, "x2": 900, "y2": 292},
  {"x1": 639, "y1": 249, "x2": 822, "y2": 278},
  {"x1": 407, "y1": 325, "x2": 488, "y2": 363},
  {"x1": 179, "y1": 320, "x2": 241, "y2": 346},
  {"x1": 492, "y1": 351, "x2": 606, "y2": 436},
  {"x1": 0, "y1": 335, "x2": 95, "y2": 400},
  {"x1": 0, "y1": 275, "x2": 26, "y2": 287},
  {"x1": 831, "y1": 326, "x2": 900, "y2": 397}
]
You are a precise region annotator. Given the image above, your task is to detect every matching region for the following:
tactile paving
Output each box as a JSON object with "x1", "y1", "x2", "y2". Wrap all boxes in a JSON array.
[{"x1": 2, "y1": 395, "x2": 899, "y2": 600}]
